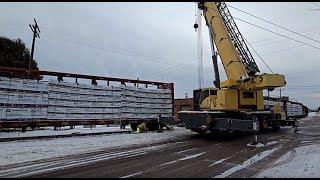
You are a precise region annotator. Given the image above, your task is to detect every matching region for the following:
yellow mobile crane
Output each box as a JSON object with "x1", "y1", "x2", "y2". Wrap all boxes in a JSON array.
[{"x1": 178, "y1": 2, "x2": 288, "y2": 134}]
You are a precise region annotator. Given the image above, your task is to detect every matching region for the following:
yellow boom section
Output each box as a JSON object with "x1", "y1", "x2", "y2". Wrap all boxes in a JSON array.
[
  {"x1": 200, "y1": 2, "x2": 285, "y2": 91},
  {"x1": 201, "y1": 2, "x2": 248, "y2": 81}
]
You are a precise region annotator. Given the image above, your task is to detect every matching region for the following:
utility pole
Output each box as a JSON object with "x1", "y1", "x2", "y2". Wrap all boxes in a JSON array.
[
  {"x1": 279, "y1": 88, "x2": 282, "y2": 98},
  {"x1": 28, "y1": 18, "x2": 40, "y2": 78}
]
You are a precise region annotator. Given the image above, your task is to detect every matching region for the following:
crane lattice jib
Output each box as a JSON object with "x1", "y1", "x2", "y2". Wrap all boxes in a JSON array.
[{"x1": 216, "y1": 2, "x2": 260, "y2": 75}]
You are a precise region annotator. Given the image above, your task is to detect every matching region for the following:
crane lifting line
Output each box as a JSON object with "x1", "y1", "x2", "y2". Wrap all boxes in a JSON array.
[
  {"x1": 204, "y1": 6, "x2": 320, "y2": 51},
  {"x1": 227, "y1": 4, "x2": 320, "y2": 46},
  {"x1": 196, "y1": 6, "x2": 204, "y2": 89}
]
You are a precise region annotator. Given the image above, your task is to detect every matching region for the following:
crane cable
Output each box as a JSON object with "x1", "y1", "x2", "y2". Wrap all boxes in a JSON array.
[
  {"x1": 243, "y1": 37, "x2": 274, "y2": 74},
  {"x1": 195, "y1": 4, "x2": 204, "y2": 89},
  {"x1": 205, "y1": 6, "x2": 320, "y2": 50},
  {"x1": 232, "y1": 16, "x2": 320, "y2": 50},
  {"x1": 227, "y1": 4, "x2": 320, "y2": 45}
]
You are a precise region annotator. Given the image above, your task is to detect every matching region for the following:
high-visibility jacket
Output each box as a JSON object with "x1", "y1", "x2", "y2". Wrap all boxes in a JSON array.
[{"x1": 136, "y1": 122, "x2": 146, "y2": 133}]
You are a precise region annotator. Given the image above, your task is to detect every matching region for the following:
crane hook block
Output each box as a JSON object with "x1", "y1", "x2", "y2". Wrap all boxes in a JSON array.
[{"x1": 194, "y1": 23, "x2": 199, "y2": 29}]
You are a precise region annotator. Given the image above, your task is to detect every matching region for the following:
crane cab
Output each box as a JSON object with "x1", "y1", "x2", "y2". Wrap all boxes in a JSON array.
[{"x1": 195, "y1": 87, "x2": 264, "y2": 112}]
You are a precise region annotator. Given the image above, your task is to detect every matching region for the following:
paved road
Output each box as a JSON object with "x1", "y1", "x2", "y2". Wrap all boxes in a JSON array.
[{"x1": 3, "y1": 116, "x2": 320, "y2": 178}]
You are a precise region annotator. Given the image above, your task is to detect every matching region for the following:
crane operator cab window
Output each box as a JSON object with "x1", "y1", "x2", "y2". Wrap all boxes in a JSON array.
[{"x1": 243, "y1": 91, "x2": 254, "y2": 99}]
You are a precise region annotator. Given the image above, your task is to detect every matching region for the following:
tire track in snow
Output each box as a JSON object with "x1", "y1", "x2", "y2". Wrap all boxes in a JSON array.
[
  {"x1": 0, "y1": 144, "x2": 169, "y2": 178},
  {"x1": 120, "y1": 171, "x2": 143, "y2": 178},
  {"x1": 159, "y1": 152, "x2": 206, "y2": 167},
  {"x1": 214, "y1": 148, "x2": 278, "y2": 178}
]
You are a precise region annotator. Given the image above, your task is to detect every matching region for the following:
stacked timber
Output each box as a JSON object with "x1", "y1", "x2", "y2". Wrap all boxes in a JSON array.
[
  {"x1": 47, "y1": 80, "x2": 121, "y2": 120},
  {"x1": 0, "y1": 77, "x2": 48, "y2": 120},
  {"x1": 121, "y1": 85, "x2": 172, "y2": 119},
  {"x1": 0, "y1": 76, "x2": 172, "y2": 121}
]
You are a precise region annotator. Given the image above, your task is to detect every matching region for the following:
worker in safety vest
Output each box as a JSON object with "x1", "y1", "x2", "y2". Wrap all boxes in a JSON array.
[
  {"x1": 136, "y1": 122, "x2": 147, "y2": 133},
  {"x1": 165, "y1": 123, "x2": 173, "y2": 130}
]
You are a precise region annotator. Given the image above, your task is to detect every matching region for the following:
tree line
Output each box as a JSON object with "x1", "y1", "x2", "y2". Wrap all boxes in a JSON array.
[{"x1": 0, "y1": 36, "x2": 39, "y2": 79}]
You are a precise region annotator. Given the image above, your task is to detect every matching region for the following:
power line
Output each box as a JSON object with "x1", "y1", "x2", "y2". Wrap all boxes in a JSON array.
[
  {"x1": 41, "y1": 25, "x2": 198, "y2": 69},
  {"x1": 205, "y1": 5, "x2": 320, "y2": 51},
  {"x1": 227, "y1": 4, "x2": 320, "y2": 45},
  {"x1": 253, "y1": 29, "x2": 320, "y2": 48},
  {"x1": 57, "y1": 28, "x2": 198, "y2": 68},
  {"x1": 41, "y1": 27, "x2": 201, "y2": 80},
  {"x1": 231, "y1": 16, "x2": 320, "y2": 50},
  {"x1": 260, "y1": 44, "x2": 303, "y2": 57},
  {"x1": 242, "y1": 37, "x2": 274, "y2": 73},
  {"x1": 251, "y1": 25, "x2": 320, "y2": 44}
]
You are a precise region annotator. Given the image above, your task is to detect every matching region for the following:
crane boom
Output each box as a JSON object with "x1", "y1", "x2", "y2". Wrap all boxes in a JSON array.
[
  {"x1": 214, "y1": 2, "x2": 260, "y2": 75},
  {"x1": 178, "y1": 2, "x2": 298, "y2": 135},
  {"x1": 200, "y1": 2, "x2": 249, "y2": 81},
  {"x1": 198, "y1": 2, "x2": 285, "y2": 90}
]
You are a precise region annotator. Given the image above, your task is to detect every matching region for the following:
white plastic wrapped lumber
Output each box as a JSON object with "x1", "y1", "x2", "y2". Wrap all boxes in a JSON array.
[
  {"x1": 48, "y1": 107, "x2": 78, "y2": 113},
  {"x1": 83, "y1": 107, "x2": 113, "y2": 113},
  {"x1": 0, "y1": 91, "x2": 8, "y2": 104},
  {"x1": 35, "y1": 93, "x2": 49, "y2": 105},
  {"x1": 47, "y1": 113, "x2": 65, "y2": 120},
  {"x1": 7, "y1": 92, "x2": 36, "y2": 105},
  {"x1": 49, "y1": 99, "x2": 78, "y2": 107},
  {"x1": 37, "y1": 81, "x2": 49, "y2": 92},
  {"x1": 49, "y1": 92, "x2": 78, "y2": 101},
  {"x1": 0, "y1": 77, "x2": 11, "y2": 89},
  {"x1": 3, "y1": 108, "x2": 31, "y2": 120},
  {"x1": 30, "y1": 108, "x2": 47, "y2": 119},
  {"x1": 102, "y1": 114, "x2": 118, "y2": 119},
  {"x1": 51, "y1": 85, "x2": 79, "y2": 94},
  {"x1": 84, "y1": 114, "x2": 104, "y2": 119},
  {"x1": 0, "y1": 108, "x2": 4, "y2": 119},
  {"x1": 21, "y1": 79, "x2": 40, "y2": 91}
]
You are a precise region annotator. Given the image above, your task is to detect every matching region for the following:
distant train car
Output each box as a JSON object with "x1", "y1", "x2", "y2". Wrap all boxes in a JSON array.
[{"x1": 263, "y1": 96, "x2": 309, "y2": 120}]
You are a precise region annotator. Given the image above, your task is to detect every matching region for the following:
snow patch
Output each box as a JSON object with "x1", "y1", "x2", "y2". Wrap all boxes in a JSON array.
[
  {"x1": 159, "y1": 152, "x2": 205, "y2": 167},
  {"x1": 159, "y1": 160, "x2": 178, "y2": 167},
  {"x1": 247, "y1": 141, "x2": 279, "y2": 148},
  {"x1": 209, "y1": 156, "x2": 232, "y2": 167},
  {"x1": 247, "y1": 143, "x2": 265, "y2": 148},
  {"x1": 0, "y1": 125, "x2": 129, "y2": 139},
  {"x1": 174, "y1": 148, "x2": 198, "y2": 154},
  {"x1": 273, "y1": 151, "x2": 291, "y2": 165},
  {"x1": 266, "y1": 141, "x2": 278, "y2": 146},
  {"x1": 120, "y1": 171, "x2": 143, "y2": 178},
  {"x1": 178, "y1": 152, "x2": 205, "y2": 161},
  {"x1": 0, "y1": 127, "x2": 194, "y2": 166},
  {"x1": 257, "y1": 144, "x2": 320, "y2": 178},
  {"x1": 214, "y1": 148, "x2": 278, "y2": 178}
]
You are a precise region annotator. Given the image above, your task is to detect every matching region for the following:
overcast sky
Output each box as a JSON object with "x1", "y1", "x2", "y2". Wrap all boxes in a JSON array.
[{"x1": 1, "y1": 2, "x2": 320, "y2": 109}]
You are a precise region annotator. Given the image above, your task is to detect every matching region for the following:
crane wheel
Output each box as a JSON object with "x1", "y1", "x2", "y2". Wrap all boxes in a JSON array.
[{"x1": 272, "y1": 121, "x2": 280, "y2": 132}]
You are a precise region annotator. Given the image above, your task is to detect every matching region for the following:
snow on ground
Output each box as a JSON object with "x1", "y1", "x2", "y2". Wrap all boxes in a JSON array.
[
  {"x1": 0, "y1": 127, "x2": 194, "y2": 166},
  {"x1": 0, "y1": 125, "x2": 129, "y2": 139},
  {"x1": 246, "y1": 143, "x2": 265, "y2": 148},
  {"x1": 214, "y1": 148, "x2": 278, "y2": 178},
  {"x1": 209, "y1": 156, "x2": 232, "y2": 167},
  {"x1": 308, "y1": 112, "x2": 317, "y2": 117},
  {"x1": 266, "y1": 141, "x2": 279, "y2": 146},
  {"x1": 256, "y1": 144, "x2": 320, "y2": 178},
  {"x1": 246, "y1": 141, "x2": 279, "y2": 148},
  {"x1": 159, "y1": 152, "x2": 206, "y2": 167}
]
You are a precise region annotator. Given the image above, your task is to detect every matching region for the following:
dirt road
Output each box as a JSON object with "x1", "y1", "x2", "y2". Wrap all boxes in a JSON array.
[{"x1": 3, "y1": 116, "x2": 320, "y2": 178}]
